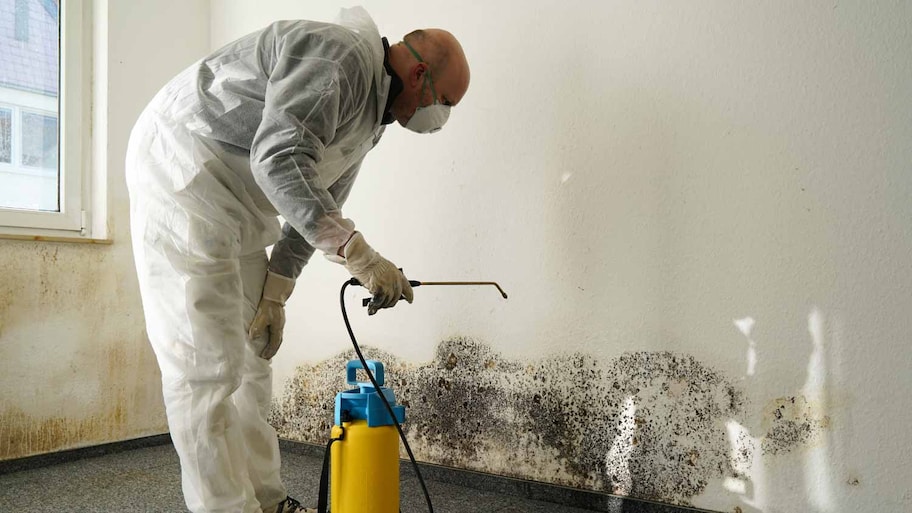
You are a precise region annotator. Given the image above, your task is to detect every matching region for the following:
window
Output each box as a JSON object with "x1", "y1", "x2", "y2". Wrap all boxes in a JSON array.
[
  {"x1": 21, "y1": 111, "x2": 59, "y2": 170},
  {"x1": 0, "y1": 105, "x2": 60, "y2": 211},
  {"x1": 0, "y1": 0, "x2": 92, "y2": 239}
]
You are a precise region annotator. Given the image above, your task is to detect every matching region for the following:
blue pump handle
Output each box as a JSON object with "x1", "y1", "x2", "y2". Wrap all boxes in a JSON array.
[{"x1": 346, "y1": 359, "x2": 384, "y2": 387}]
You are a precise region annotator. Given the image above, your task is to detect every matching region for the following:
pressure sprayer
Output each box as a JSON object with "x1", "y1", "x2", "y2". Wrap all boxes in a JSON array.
[{"x1": 315, "y1": 277, "x2": 508, "y2": 513}]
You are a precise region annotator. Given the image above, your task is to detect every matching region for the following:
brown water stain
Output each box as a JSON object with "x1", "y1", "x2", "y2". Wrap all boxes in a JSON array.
[
  {"x1": 0, "y1": 335, "x2": 162, "y2": 461},
  {"x1": 0, "y1": 239, "x2": 164, "y2": 461},
  {"x1": 0, "y1": 405, "x2": 129, "y2": 460},
  {"x1": 0, "y1": 338, "x2": 143, "y2": 460}
]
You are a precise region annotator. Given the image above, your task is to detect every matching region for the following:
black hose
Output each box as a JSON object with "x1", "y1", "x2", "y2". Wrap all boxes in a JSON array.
[{"x1": 340, "y1": 278, "x2": 434, "y2": 513}]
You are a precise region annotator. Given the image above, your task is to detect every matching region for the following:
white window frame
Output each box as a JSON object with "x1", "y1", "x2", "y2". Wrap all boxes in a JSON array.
[{"x1": 0, "y1": 0, "x2": 94, "y2": 240}]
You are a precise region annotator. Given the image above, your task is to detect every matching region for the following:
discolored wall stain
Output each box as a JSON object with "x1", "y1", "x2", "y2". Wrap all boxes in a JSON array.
[
  {"x1": 273, "y1": 338, "x2": 834, "y2": 506},
  {"x1": 761, "y1": 396, "x2": 830, "y2": 455},
  {"x1": 2, "y1": 345, "x2": 123, "y2": 459},
  {"x1": 0, "y1": 239, "x2": 167, "y2": 461},
  {"x1": 273, "y1": 338, "x2": 763, "y2": 506},
  {"x1": 0, "y1": 405, "x2": 126, "y2": 460},
  {"x1": 0, "y1": 324, "x2": 163, "y2": 460}
]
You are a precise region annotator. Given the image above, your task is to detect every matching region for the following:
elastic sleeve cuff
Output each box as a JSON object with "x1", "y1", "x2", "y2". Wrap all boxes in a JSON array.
[{"x1": 262, "y1": 271, "x2": 296, "y2": 305}]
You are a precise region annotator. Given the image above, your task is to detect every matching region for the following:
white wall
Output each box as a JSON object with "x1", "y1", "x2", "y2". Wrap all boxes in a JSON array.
[
  {"x1": 0, "y1": 0, "x2": 210, "y2": 460},
  {"x1": 2, "y1": 2, "x2": 907, "y2": 513},
  {"x1": 208, "y1": 2, "x2": 912, "y2": 512}
]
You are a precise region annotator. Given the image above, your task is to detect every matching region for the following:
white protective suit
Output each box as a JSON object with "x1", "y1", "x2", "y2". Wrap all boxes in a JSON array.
[{"x1": 125, "y1": 8, "x2": 390, "y2": 513}]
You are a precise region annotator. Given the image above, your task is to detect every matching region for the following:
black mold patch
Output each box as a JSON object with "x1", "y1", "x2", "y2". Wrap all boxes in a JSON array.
[
  {"x1": 761, "y1": 396, "x2": 829, "y2": 455},
  {"x1": 272, "y1": 339, "x2": 753, "y2": 506}
]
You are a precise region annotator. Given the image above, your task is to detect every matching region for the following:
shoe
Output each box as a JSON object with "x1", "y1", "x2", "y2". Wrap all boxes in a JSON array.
[{"x1": 273, "y1": 496, "x2": 316, "y2": 513}]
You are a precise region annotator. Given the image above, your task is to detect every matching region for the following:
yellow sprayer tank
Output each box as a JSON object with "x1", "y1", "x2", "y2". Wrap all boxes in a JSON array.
[{"x1": 329, "y1": 360, "x2": 405, "y2": 513}]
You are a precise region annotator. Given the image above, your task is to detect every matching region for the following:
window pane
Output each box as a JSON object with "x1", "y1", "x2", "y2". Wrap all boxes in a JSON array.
[
  {"x1": 0, "y1": 0, "x2": 60, "y2": 212},
  {"x1": 0, "y1": 108, "x2": 10, "y2": 164},
  {"x1": 21, "y1": 111, "x2": 57, "y2": 169}
]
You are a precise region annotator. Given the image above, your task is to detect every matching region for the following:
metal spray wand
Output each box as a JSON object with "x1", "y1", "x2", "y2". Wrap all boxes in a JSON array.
[{"x1": 360, "y1": 278, "x2": 508, "y2": 310}]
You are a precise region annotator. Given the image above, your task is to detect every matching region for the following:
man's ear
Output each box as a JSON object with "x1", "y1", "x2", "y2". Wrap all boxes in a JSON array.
[{"x1": 411, "y1": 62, "x2": 428, "y2": 86}]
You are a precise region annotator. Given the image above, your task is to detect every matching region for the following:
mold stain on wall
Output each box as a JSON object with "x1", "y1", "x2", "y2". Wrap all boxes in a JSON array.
[
  {"x1": 273, "y1": 338, "x2": 830, "y2": 506},
  {"x1": 277, "y1": 338, "x2": 780, "y2": 505},
  {"x1": 761, "y1": 396, "x2": 830, "y2": 455}
]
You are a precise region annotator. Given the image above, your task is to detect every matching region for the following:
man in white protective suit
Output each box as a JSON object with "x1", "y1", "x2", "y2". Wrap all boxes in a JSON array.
[{"x1": 125, "y1": 7, "x2": 470, "y2": 513}]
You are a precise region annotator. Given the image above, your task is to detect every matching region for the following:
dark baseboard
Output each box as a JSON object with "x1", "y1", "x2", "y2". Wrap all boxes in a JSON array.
[
  {"x1": 0, "y1": 433, "x2": 173, "y2": 476},
  {"x1": 278, "y1": 439, "x2": 717, "y2": 513}
]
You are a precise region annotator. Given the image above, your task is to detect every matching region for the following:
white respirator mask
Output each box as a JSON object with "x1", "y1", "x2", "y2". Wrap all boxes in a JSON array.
[
  {"x1": 405, "y1": 102, "x2": 450, "y2": 134},
  {"x1": 402, "y1": 40, "x2": 450, "y2": 134}
]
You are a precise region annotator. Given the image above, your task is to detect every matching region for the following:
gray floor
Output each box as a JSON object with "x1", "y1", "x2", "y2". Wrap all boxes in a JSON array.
[{"x1": 0, "y1": 444, "x2": 597, "y2": 512}]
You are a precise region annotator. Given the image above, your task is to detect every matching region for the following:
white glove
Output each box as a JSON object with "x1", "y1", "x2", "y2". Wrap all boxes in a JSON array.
[
  {"x1": 248, "y1": 271, "x2": 295, "y2": 359},
  {"x1": 327, "y1": 232, "x2": 413, "y2": 315}
]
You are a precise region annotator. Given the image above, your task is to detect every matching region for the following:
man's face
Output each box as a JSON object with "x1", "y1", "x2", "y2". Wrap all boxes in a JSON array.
[
  {"x1": 391, "y1": 44, "x2": 469, "y2": 129},
  {"x1": 394, "y1": 62, "x2": 438, "y2": 128}
]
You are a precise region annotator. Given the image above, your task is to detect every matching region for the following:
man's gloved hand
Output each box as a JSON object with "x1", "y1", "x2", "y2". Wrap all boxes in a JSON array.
[
  {"x1": 327, "y1": 232, "x2": 413, "y2": 315},
  {"x1": 248, "y1": 271, "x2": 296, "y2": 359}
]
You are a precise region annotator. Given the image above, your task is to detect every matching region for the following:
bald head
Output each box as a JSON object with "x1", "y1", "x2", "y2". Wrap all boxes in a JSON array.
[
  {"x1": 388, "y1": 28, "x2": 470, "y2": 128},
  {"x1": 403, "y1": 29, "x2": 470, "y2": 104}
]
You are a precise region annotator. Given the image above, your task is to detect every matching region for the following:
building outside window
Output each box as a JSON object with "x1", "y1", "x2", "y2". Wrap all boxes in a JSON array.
[{"x1": 0, "y1": 0, "x2": 60, "y2": 212}]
